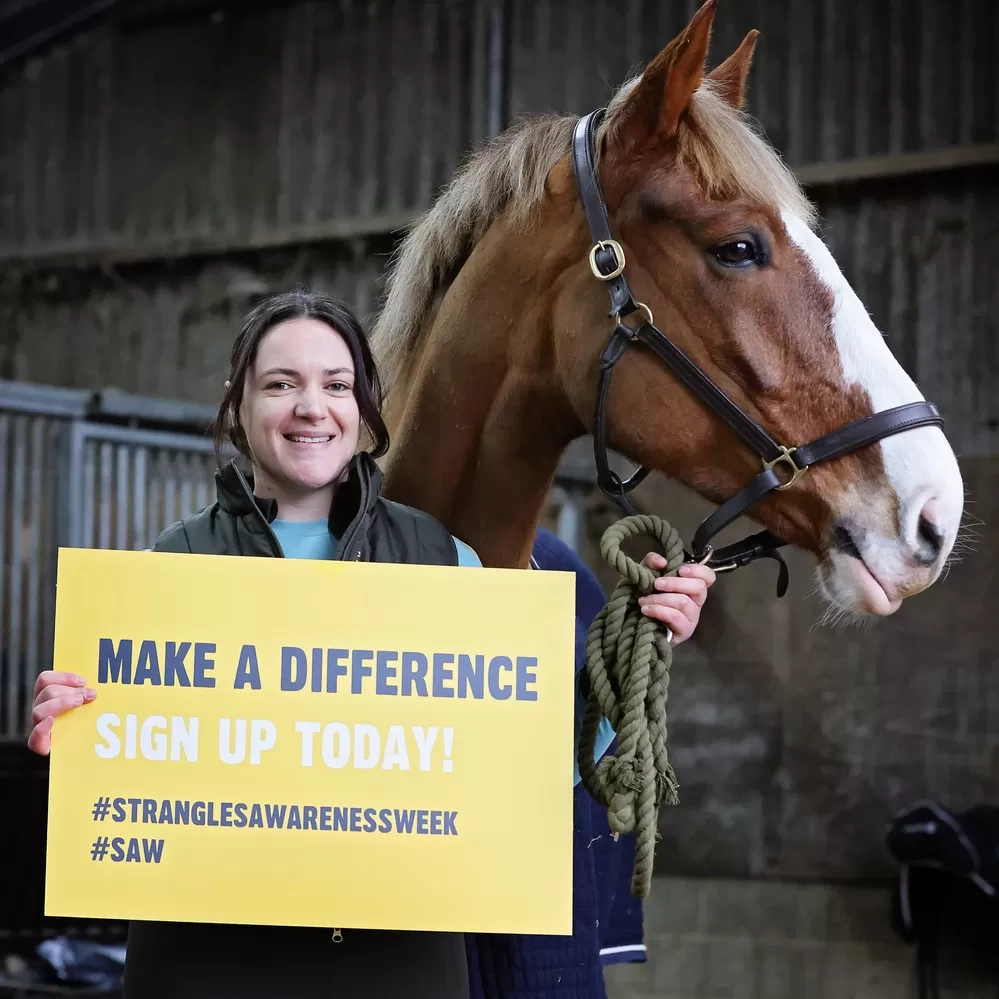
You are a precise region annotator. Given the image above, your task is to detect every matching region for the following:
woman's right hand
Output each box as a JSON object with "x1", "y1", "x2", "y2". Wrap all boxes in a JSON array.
[{"x1": 27, "y1": 671, "x2": 96, "y2": 756}]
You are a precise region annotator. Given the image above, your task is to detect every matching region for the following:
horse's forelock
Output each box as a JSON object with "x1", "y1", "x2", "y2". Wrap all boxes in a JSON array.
[{"x1": 678, "y1": 84, "x2": 815, "y2": 226}]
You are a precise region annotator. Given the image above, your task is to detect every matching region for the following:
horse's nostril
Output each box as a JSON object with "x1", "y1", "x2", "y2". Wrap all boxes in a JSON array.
[
  {"x1": 830, "y1": 522, "x2": 862, "y2": 561},
  {"x1": 915, "y1": 511, "x2": 945, "y2": 566}
]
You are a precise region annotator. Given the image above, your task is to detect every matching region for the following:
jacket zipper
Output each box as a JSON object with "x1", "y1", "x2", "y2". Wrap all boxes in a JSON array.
[
  {"x1": 233, "y1": 461, "x2": 355, "y2": 940},
  {"x1": 329, "y1": 478, "x2": 362, "y2": 939},
  {"x1": 332, "y1": 472, "x2": 369, "y2": 562},
  {"x1": 330, "y1": 482, "x2": 364, "y2": 939}
]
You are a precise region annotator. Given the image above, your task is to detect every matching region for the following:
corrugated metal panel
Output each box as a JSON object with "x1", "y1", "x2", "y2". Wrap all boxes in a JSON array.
[
  {"x1": 0, "y1": 0, "x2": 483, "y2": 257},
  {"x1": 0, "y1": 405, "x2": 225, "y2": 739},
  {"x1": 69, "y1": 423, "x2": 217, "y2": 553},
  {"x1": 3, "y1": 242, "x2": 390, "y2": 403},
  {"x1": 813, "y1": 170, "x2": 999, "y2": 456},
  {"x1": 507, "y1": 0, "x2": 999, "y2": 165},
  {"x1": 0, "y1": 408, "x2": 63, "y2": 738}
]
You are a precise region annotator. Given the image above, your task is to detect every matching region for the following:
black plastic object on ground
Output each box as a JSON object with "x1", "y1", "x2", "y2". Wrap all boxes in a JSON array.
[
  {"x1": 886, "y1": 799, "x2": 999, "y2": 999},
  {"x1": 0, "y1": 937, "x2": 124, "y2": 996}
]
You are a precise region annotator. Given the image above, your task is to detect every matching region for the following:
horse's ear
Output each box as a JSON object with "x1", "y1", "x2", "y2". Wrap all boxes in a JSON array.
[
  {"x1": 706, "y1": 29, "x2": 758, "y2": 110},
  {"x1": 608, "y1": 0, "x2": 716, "y2": 151}
]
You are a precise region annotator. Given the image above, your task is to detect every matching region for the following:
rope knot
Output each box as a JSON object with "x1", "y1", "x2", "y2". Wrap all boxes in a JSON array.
[{"x1": 608, "y1": 757, "x2": 642, "y2": 793}]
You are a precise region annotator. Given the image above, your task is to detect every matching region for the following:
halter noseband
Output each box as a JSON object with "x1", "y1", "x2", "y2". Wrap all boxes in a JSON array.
[{"x1": 571, "y1": 108, "x2": 944, "y2": 596}]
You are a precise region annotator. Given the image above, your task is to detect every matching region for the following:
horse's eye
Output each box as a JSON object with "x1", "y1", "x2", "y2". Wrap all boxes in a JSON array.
[{"x1": 713, "y1": 239, "x2": 758, "y2": 267}]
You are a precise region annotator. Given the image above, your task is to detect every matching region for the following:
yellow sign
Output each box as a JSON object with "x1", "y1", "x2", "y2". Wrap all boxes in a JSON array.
[{"x1": 45, "y1": 547, "x2": 576, "y2": 935}]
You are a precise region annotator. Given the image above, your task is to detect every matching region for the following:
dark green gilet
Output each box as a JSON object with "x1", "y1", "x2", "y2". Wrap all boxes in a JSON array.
[
  {"x1": 152, "y1": 451, "x2": 459, "y2": 566},
  {"x1": 130, "y1": 453, "x2": 468, "y2": 999}
]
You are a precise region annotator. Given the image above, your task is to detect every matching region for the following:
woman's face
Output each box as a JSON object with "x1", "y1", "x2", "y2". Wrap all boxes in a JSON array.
[{"x1": 239, "y1": 317, "x2": 361, "y2": 503}]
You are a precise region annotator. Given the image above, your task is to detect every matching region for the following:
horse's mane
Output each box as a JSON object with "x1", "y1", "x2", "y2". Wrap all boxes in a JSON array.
[
  {"x1": 370, "y1": 76, "x2": 814, "y2": 390},
  {"x1": 370, "y1": 110, "x2": 581, "y2": 388}
]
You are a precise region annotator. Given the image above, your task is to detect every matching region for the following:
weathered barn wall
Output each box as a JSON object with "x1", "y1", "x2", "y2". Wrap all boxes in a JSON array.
[
  {"x1": 810, "y1": 173, "x2": 999, "y2": 456},
  {"x1": 2, "y1": 0, "x2": 996, "y2": 254},
  {"x1": 0, "y1": 0, "x2": 487, "y2": 262},
  {"x1": 0, "y1": 239, "x2": 393, "y2": 400},
  {"x1": 4, "y1": 0, "x2": 997, "y2": 258},
  {"x1": 507, "y1": 0, "x2": 998, "y2": 160}
]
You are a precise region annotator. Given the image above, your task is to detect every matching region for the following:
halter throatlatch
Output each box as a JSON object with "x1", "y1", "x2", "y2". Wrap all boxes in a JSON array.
[{"x1": 571, "y1": 108, "x2": 945, "y2": 596}]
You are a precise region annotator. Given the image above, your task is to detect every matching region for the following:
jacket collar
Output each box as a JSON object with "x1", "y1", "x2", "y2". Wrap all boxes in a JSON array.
[{"x1": 215, "y1": 452, "x2": 383, "y2": 542}]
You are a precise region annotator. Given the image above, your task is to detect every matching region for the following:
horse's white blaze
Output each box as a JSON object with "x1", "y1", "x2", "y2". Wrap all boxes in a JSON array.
[{"x1": 781, "y1": 211, "x2": 964, "y2": 584}]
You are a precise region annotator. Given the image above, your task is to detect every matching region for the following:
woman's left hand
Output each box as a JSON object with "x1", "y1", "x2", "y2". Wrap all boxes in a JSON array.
[{"x1": 637, "y1": 554, "x2": 717, "y2": 646}]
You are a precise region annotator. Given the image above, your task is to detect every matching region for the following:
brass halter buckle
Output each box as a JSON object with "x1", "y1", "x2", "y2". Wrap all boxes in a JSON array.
[
  {"x1": 764, "y1": 446, "x2": 808, "y2": 491},
  {"x1": 588, "y1": 239, "x2": 626, "y2": 281}
]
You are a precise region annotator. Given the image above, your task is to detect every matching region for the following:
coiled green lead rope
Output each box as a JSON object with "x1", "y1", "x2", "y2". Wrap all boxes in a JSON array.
[{"x1": 576, "y1": 514, "x2": 687, "y2": 899}]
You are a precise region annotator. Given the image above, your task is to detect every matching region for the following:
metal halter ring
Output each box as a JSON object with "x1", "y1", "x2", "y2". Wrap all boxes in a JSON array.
[
  {"x1": 613, "y1": 301, "x2": 654, "y2": 333},
  {"x1": 764, "y1": 446, "x2": 808, "y2": 491},
  {"x1": 689, "y1": 544, "x2": 736, "y2": 575},
  {"x1": 588, "y1": 239, "x2": 626, "y2": 281}
]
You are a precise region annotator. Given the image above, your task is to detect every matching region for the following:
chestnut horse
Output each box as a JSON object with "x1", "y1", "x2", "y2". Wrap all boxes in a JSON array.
[{"x1": 370, "y1": 0, "x2": 964, "y2": 619}]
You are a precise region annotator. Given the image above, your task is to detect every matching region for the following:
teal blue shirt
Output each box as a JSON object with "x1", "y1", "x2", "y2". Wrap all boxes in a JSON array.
[
  {"x1": 271, "y1": 520, "x2": 615, "y2": 785},
  {"x1": 270, "y1": 520, "x2": 481, "y2": 567}
]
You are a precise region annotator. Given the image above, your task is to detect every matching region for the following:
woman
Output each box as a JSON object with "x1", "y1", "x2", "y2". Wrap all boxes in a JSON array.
[{"x1": 27, "y1": 290, "x2": 715, "y2": 998}]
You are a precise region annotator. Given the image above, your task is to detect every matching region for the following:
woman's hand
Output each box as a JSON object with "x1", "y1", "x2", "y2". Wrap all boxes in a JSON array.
[
  {"x1": 637, "y1": 554, "x2": 717, "y2": 646},
  {"x1": 27, "y1": 671, "x2": 96, "y2": 756}
]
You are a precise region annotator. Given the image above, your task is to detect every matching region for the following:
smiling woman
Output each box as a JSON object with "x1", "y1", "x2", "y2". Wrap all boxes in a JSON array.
[{"x1": 26, "y1": 291, "x2": 486, "y2": 998}]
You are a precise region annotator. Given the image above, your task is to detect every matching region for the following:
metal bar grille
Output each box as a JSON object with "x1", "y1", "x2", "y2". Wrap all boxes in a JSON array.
[
  {"x1": 0, "y1": 393, "x2": 219, "y2": 740},
  {"x1": 0, "y1": 411, "x2": 66, "y2": 738},
  {"x1": 71, "y1": 426, "x2": 216, "y2": 551}
]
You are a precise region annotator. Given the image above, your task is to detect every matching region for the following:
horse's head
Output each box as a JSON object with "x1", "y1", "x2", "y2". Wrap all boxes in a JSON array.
[{"x1": 551, "y1": 0, "x2": 963, "y2": 617}]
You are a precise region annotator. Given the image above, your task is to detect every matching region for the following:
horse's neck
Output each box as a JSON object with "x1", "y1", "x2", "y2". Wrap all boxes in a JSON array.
[{"x1": 380, "y1": 248, "x2": 580, "y2": 568}]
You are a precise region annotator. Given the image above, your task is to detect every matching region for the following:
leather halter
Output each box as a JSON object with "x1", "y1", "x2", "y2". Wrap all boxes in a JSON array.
[{"x1": 570, "y1": 109, "x2": 945, "y2": 596}]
